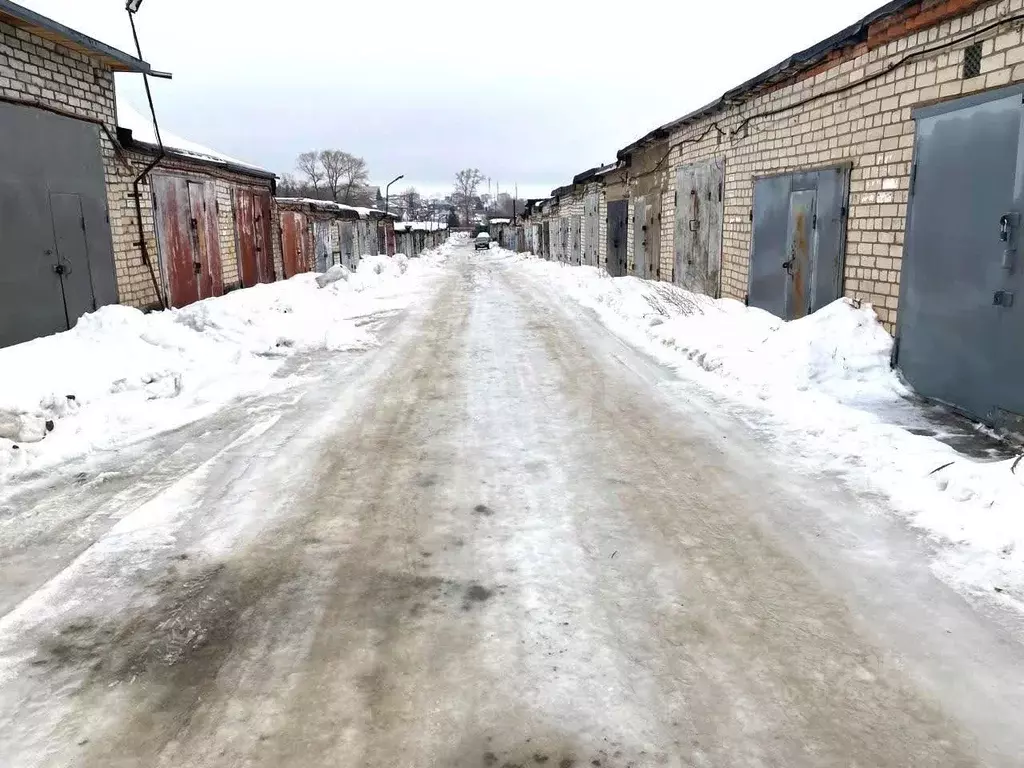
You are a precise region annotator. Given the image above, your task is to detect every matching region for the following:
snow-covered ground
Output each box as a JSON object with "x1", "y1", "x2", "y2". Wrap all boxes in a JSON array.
[
  {"x1": 507, "y1": 251, "x2": 1024, "y2": 614},
  {"x1": 0, "y1": 245, "x2": 454, "y2": 485}
]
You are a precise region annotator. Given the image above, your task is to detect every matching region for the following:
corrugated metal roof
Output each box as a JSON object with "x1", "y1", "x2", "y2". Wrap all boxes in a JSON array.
[
  {"x1": 0, "y1": 0, "x2": 151, "y2": 74},
  {"x1": 617, "y1": 0, "x2": 923, "y2": 159}
]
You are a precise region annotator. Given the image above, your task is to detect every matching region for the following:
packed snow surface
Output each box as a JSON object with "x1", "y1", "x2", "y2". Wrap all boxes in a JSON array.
[{"x1": 510, "y1": 252, "x2": 1024, "y2": 613}]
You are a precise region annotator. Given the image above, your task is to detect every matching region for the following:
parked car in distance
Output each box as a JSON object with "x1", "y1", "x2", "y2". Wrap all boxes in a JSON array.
[{"x1": 474, "y1": 232, "x2": 491, "y2": 250}]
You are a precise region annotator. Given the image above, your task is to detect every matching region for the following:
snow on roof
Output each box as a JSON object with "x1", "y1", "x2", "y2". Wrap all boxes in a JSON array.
[
  {"x1": 117, "y1": 94, "x2": 273, "y2": 177},
  {"x1": 489, "y1": 218, "x2": 511, "y2": 225},
  {"x1": 393, "y1": 221, "x2": 448, "y2": 232},
  {"x1": 276, "y1": 198, "x2": 367, "y2": 218}
]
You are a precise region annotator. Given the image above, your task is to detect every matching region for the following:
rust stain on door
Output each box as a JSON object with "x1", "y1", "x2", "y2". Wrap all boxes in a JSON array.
[
  {"x1": 237, "y1": 190, "x2": 276, "y2": 286},
  {"x1": 281, "y1": 211, "x2": 312, "y2": 277},
  {"x1": 153, "y1": 175, "x2": 198, "y2": 308},
  {"x1": 187, "y1": 180, "x2": 222, "y2": 300}
]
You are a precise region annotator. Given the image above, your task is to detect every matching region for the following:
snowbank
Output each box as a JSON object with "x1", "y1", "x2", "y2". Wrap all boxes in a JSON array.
[
  {"x1": 511, "y1": 253, "x2": 1024, "y2": 613},
  {"x1": 0, "y1": 245, "x2": 450, "y2": 483}
]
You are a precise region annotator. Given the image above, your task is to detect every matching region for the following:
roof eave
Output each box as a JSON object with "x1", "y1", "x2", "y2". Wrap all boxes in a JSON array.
[
  {"x1": 125, "y1": 135, "x2": 277, "y2": 181},
  {"x1": 614, "y1": 0, "x2": 922, "y2": 156},
  {"x1": 0, "y1": 1, "x2": 153, "y2": 74}
]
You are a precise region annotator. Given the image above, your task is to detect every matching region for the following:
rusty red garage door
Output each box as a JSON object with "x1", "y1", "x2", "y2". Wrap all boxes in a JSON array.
[
  {"x1": 280, "y1": 211, "x2": 312, "y2": 277},
  {"x1": 152, "y1": 175, "x2": 223, "y2": 308},
  {"x1": 236, "y1": 189, "x2": 275, "y2": 287}
]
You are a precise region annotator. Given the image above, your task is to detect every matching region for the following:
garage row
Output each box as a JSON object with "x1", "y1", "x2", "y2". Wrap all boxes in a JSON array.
[
  {"x1": 518, "y1": 0, "x2": 1024, "y2": 433},
  {"x1": 0, "y1": 3, "x2": 441, "y2": 354}
]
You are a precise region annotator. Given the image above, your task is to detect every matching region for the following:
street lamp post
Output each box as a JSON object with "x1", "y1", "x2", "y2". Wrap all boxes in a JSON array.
[{"x1": 385, "y1": 174, "x2": 404, "y2": 216}]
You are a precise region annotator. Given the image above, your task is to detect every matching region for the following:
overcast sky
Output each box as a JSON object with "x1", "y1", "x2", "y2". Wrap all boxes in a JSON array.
[{"x1": 23, "y1": 0, "x2": 884, "y2": 198}]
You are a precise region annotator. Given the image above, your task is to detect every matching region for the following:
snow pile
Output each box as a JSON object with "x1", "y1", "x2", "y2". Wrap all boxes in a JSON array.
[
  {"x1": 513, "y1": 255, "x2": 1024, "y2": 611},
  {"x1": 0, "y1": 252, "x2": 445, "y2": 482}
]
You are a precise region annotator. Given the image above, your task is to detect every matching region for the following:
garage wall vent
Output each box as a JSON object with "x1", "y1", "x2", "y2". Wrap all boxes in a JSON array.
[{"x1": 963, "y1": 42, "x2": 983, "y2": 79}]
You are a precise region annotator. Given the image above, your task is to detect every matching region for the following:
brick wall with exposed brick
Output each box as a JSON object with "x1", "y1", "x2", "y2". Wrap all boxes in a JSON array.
[{"x1": 109, "y1": 151, "x2": 277, "y2": 309}]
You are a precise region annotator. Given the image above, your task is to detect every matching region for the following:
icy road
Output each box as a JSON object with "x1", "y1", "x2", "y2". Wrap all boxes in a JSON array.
[{"x1": 2, "y1": 242, "x2": 1023, "y2": 767}]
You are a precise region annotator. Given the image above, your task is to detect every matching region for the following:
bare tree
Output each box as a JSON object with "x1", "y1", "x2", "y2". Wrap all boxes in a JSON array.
[
  {"x1": 278, "y1": 172, "x2": 301, "y2": 197},
  {"x1": 453, "y1": 168, "x2": 484, "y2": 226},
  {"x1": 339, "y1": 153, "x2": 370, "y2": 205},
  {"x1": 296, "y1": 151, "x2": 324, "y2": 195},
  {"x1": 402, "y1": 186, "x2": 421, "y2": 219},
  {"x1": 319, "y1": 150, "x2": 347, "y2": 201}
]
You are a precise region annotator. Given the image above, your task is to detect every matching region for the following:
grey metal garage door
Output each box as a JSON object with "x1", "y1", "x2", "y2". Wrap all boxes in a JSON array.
[
  {"x1": 606, "y1": 200, "x2": 628, "y2": 277},
  {"x1": 899, "y1": 86, "x2": 1024, "y2": 430},
  {"x1": 0, "y1": 103, "x2": 117, "y2": 348},
  {"x1": 584, "y1": 192, "x2": 600, "y2": 266},
  {"x1": 749, "y1": 165, "x2": 849, "y2": 320}
]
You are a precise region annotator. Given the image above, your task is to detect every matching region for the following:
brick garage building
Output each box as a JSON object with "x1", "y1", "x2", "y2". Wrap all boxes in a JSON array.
[
  {"x1": 537, "y1": 0, "x2": 1024, "y2": 429},
  {"x1": 112, "y1": 97, "x2": 279, "y2": 309},
  {"x1": 276, "y1": 198, "x2": 401, "y2": 275},
  {"x1": 0, "y1": 1, "x2": 151, "y2": 348}
]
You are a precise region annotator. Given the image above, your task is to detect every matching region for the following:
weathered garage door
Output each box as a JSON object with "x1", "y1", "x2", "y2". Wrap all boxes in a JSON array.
[
  {"x1": 152, "y1": 175, "x2": 223, "y2": 308},
  {"x1": 607, "y1": 200, "x2": 628, "y2": 277},
  {"x1": 339, "y1": 222, "x2": 357, "y2": 269},
  {"x1": 280, "y1": 211, "x2": 312, "y2": 277},
  {"x1": 674, "y1": 158, "x2": 724, "y2": 296},
  {"x1": 632, "y1": 196, "x2": 659, "y2": 279},
  {"x1": 313, "y1": 220, "x2": 331, "y2": 272},
  {"x1": 899, "y1": 87, "x2": 1024, "y2": 429},
  {"x1": 584, "y1": 193, "x2": 600, "y2": 266},
  {"x1": 235, "y1": 189, "x2": 274, "y2": 287},
  {"x1": 0, "y1": 103, "x2": 118, "y2": 348},
  {"x1": 542, "y1": 222, "x2": 551, "y2": 259},
  {"x1": 570, "y1": 214, "x2": 582, "y2": 265},
  {"x1": 749, "y1": 165, "x2": 849, "y2": 320}
]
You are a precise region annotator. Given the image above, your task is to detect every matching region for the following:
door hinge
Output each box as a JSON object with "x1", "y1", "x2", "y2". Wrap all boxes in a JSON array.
[
  {"x1": 80, "y1": 216, "x2": 86, "y2": 232},
  {"x1": 749, "y1": 209, "x2": 753, "y2": 222},
  {"x1": 812, "y1": 214, "x2": 818, "y2": 230},
  {"x1": 910, "y1": 164, "x2": 917, "y2": 196}
]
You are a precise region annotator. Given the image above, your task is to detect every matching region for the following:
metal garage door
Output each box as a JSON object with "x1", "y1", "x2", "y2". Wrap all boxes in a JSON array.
[
  {"x1": 749, "y1": 165, "x2": 849, "y2": 320},
  {"x1": 607, "y1": 200, "x2": 628, "y2": 277},
  {"x1": 281, "y1": 211, "x2": 312, "y2": 277},
  {"x1": 152, "y1": 175, "x2": 223, "y2": 307},
  {"x1": 313, "y1": 220, "x2": 331, "y2": 272},
  {"x1": 632, "y1": 195, "x2": 660, "y2": 279},
  {"x1": 0, "y1": 102, "x2": 117, "y2": 348},
  {"x1": 674, "y1": 158, "x2": 724, "y2": 296},
  {"x1": 235, "y1": 189, "x2": 274, "y2": 287},
  {"x1": 899, "y1": 87, "x2": 1024, "y2": 430},
  {"x1": 570, "y1": 214, "x2": 582, "y2": 265},
  {"x1": 584, "y1": 192, "x2": 600, "y2": 266}
]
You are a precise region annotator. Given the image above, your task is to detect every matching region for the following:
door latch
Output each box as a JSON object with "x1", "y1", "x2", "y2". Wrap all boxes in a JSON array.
[
  {"x1": 193, "y1": 261, "x2": 202, "y2": 275},
  {"x1": 1000, "y1": 212, "x2": 1019, "y2": 242},
  {"x1": 782, "y1": 259, "x2": 794, "y2": 275},
  {"x1": 993, "y1": 290, "x2": 1015, "y2": 307},
  {"x1": 688, "y1": 219, "x2": 700, "y2": 232}
]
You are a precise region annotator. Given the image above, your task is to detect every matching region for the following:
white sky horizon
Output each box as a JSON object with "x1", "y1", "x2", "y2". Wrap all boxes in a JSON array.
[{"x1": 20, "y1": 0, "x2": 886, "y2": 197}]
